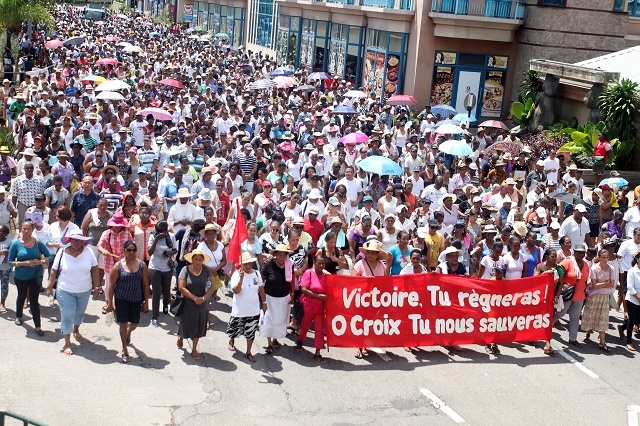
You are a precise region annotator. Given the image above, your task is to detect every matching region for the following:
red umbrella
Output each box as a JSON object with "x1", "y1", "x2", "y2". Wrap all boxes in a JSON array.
[
  {"x1": 386, "y1": 94, "x2": 417, "y2": 106},
  {"x1": 479, "y1": 120, "x2": 508, "y2": 130},
  {"x1": 96, "y1": 58, "x2": 118, "y2": 66},
  {"x1": 105, "y1": 35, "x2": 119, "y2": 42},
  {"x1": 158, "y1": 78, "x2": 184, "y2": 89},
  {"x1": 45, "y1": 39, "x2": 63, "y2": 49}
]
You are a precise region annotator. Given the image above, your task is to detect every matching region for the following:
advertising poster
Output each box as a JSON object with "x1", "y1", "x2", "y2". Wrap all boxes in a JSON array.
[
  {"x1": 434, "y1": 51, "x2": 456, "y2": 65},
  {"x1": 300, "y1": 35, "x2": 314, "y2": 71},
  {"x1": 481, "y1": 70, "x2": 506, "y2": 118},
  {"x1": 487, "y1": 55, "x2": 508, "y2": 69},
  {"x1": 384, "y1": 54, "x2": 400, "y2": 95},
  {"x1": 364, "y1": 50, "x2": 384, "y2": 94},
  {"x1": 325, "y1": 274, "x2": 554, "y2": 348},
  {"x1": 430, "y1": 67, "x2": 454, "y2": 106}
]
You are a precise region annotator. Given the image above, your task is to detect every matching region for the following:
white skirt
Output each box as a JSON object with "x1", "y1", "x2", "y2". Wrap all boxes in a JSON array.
[{"x1": 260, "y1": 294, "x2": 291, "y2": 339}]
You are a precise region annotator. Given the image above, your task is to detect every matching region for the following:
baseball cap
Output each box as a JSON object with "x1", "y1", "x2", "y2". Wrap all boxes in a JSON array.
[{"x1": 575, "y1": 204, "x2": 587, "y2": 213}]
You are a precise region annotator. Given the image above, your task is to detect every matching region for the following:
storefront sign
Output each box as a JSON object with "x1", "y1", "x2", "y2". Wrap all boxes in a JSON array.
[
  {"x1": 384, "y1": 54, "x2": 400, "y2": 95},
  {"x1": 325, "y1": 274, "x2": 553, "y2": 348},
  {"x1": 435, "y1": 51, "x2": 456, "y2": 65},
  {"x1": 430, "y1": 67, "x2": 454, "y2": 106},
  {"x1": 182, "y1": 4, "x2": 193, "y2": 22},
  {"x1": 364, "y1": 50, "x2": 385, "y2": 94},
  {"x1": 481, "y1": 71, "x2": 505, "y2": 118},
  {"x1": 487, "y1": 55, "x2": 508, "y2": 69}
]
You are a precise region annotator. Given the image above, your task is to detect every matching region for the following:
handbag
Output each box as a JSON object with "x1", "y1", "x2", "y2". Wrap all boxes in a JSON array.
[
  {"x1": 561, "y1": 284, "x2": 575, "y2": 302},
  {"x1": 169, "y1": 295, "x2": 185, "y2": 316}
]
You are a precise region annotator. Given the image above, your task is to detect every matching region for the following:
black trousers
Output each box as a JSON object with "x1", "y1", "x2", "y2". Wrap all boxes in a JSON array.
[
  {"x1": 149, "y1": 269, "x2": 172, "y2": 320},
  {"x1": 15, "y1": 277, "x2": 41, "y2": 328},
  {"x1": 627, "y1": 302, "x2": 640, "y2": 344}
]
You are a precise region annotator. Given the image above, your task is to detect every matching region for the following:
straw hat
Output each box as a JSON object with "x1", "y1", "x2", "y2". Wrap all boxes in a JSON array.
[
  {"x1": 358, "y1": 240, "x2": 387, "y2": 257},
  {"x1": 239, "y1": 251, "x2": 257, "y2": 264},
  {"x1": 439, "y1": 193, "x2": 457, "y2": 205},
  {"x1": 177, "y1": 188, "x2": 191, "y2": 199},
  {"x1": 269, "y1": 243, "x2": 293, "y2": 255},
  {"x1": 199, "y1": 222, "x2": 221, "y2": 235},
  {"x1": 184, "y1": 248, "x2": 211, "y2": 264}
]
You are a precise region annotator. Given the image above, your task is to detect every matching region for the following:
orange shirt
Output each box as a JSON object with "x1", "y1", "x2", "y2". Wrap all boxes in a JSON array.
[{"x1": 560, "y1": 258, "x2": 590, "y2": 301}]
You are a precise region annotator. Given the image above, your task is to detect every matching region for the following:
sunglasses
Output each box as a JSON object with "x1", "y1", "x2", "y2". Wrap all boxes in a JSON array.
[{"x1": 125, "y1": 248, "x2": 137, "y2": 253}]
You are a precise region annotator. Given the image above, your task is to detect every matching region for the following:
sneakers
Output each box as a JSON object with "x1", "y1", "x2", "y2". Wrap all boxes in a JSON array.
[
  {"x1": 151, "y1": 319, "x2": 158, "y2": 327},
  {"x1": 163, "y1": 306, "x2": 169, "y2": 316}
]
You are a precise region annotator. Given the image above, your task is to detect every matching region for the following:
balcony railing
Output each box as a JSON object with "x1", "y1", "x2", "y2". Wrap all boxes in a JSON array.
[
  {"x1": 430, "y1": 0, "x2": 525, "y2": 19},
  {"x1": 323, "y1": 0, "x2": 414, "y2": 10}
]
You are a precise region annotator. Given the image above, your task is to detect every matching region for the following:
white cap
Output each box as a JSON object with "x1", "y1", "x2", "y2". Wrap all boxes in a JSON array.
[
  {"x1": 550, "y1": 222, "x2": 561, "y2": 230},
  {"x1": 473, "y1": 196, "x2": 482, "y2": 203},
  {"x1": 536, "y1": 160, "x2": 545, "y2": 167},
  {"x1": 536, "y1": 207, "x2": 546, "y2": 217},
  {"x1": 575, "y1": 204, "x2": 587, "y2": 213}
]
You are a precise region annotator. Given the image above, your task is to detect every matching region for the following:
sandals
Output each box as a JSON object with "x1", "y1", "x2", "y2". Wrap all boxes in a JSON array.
[
  {"x1": 543, "y1": 347, "x2": 557, "y2": 356},
  {"x1": 245, "y1": 352, "x2": 256, "y2": 363},
  {"x1": 287, "y1": 326, "x2": 298, "y2": 336},
  {"x1": 14, "y1": 318, "x2": 22, "y2": 326},
  {"x1": 101, "y1": 306, "x2": 108, "y2": 315},
  {"x1": 177, "y1": 336, "x2": 183, "y2": 349},
  {"x1": 192, "y1": 351, "x2": 201, "y2": 361},
  {"x1": 485, "y1": 344, "x2": 495, "y2": 355},
  {"x1": 0, "y1": 305, "x2": 7, "y2": 313},
  {"x1": 63, "y1": 347, "x2": 74, "y2": 356},
  {"x1": 568, "y1": 340, "x2": 583, "y2": 348},
  {"x1": 583, "y1": 333, "x2": 591, "y2": 343},
  {"x1": 492, "y1": 344, "x2": 500, "y2": 354},
  {"x1": 228, "y1": 339, "x2": 235, "y2": 351},
  {"x1": 314, "y1": 354, "x2": 325, "y2": 363},
  {"x1": 355, "y1": 349, "x2": 363, "y2": 359},
  {"x1": 361, "y1": 348, "x2": 369, "y2": 357},
  {"x1": 265, "y1": 345, "x2": 273, "y2": 354},
  {"x1": 598, "y1": 344, "x2": 611, "y2": 352},
  {"x1": 121, "y1": 352, "x2": 129, "y2": 363},
  {"x1": 627, "y1": 344, "x2": 637, "y2": 351},
  {"x1": 295, "y1": 340, "x2": 303, "y2": 351},
  {"x1": 272, "y1": 340, "x2": 282, "y2": 349}
]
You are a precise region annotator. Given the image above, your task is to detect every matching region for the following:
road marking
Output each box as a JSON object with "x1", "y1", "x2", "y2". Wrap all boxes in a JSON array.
[
  {"x1": 420, "y1": 388, "x2": 468, "y2": 425},
  {"x1": 557, "y1": 350, "x2": 599, "y2": 379},
  {"x1": 369, "y1": 347, "x2": 391, "y2": 361},
  {"x1": 628, "y1": 405, "x2": 640, "y2": 426}
]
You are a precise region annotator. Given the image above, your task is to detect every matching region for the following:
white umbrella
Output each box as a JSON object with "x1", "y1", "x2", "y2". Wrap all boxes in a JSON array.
[
  {"x1": 188, "y1": 34, "x2": 200, "y2": 40},
  {"x1": 123, "y1": 45, "x2": 143, "y2": 53},
  {"x1": 435, "y1": 124, "x2": 464, "y2": 135},
  {"x1": 248, "y1": 79, "x2": 277, "y2": 90},
  {"x1": 96, "y1": 91, "x2": 125, "y2": 101},
  {"x1": 116, "y1": 41, "x2": 132, "y2": 48},
  {"x1": 95, "y1": 79, "x2": 131, "y2": 92},
  {"x1": 200, "y1": 34, "x2": 211, "y2": 40},
  {"x1": 343, "y1": 90, "x2": 367, "y2": 98},
  {"x1": 438, "y1": 139, "x2": 473, "y2": 156}
]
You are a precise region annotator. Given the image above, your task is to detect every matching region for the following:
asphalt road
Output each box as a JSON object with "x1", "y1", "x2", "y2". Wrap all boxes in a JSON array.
[{"x1": 1, "y1": 284, "x2": 638, "y2": 426}]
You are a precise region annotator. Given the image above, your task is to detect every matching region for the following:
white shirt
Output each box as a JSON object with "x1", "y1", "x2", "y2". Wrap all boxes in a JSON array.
[
  {"x1": 500, "y1": 252, "x2": 526, "y2": 280},
  {"x1": 167, "y1": 202, "x2": 198, "y2": 233},
  {"x1": 421, "y1": 185, "x2": 447, "y2": 203},
  {"x1": 558, "y1": 216, "x2": 590, "y2": 249},
  {"x1": 129, "y1": 120, "x2": 148, "y2": 147},
  {"x1": 55, "y1": 247, "x2": 98, "y2": 293},
  {"x1": 618, "y1": 239, "x2": 640, "y2": 272},
  {"x1": 623, "y1": 207, "x2": 640, "y2": 239},
  {"x1": 337, "y1": 177, "x2": 362, "y2": 201},
  {"x1": 229, "y1": 269, "x2": 263, "y2": 317},
  {"x1": 543, "y1": 157, "x2": 560, "y2": 184}
]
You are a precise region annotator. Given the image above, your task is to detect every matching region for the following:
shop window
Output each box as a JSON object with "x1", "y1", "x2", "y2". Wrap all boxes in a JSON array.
[
  {"x1": 389, "y1": 33, "x2": 403, "y2": 53},
  {"x1": 317, "y1": 21, "x2": 328, "y2": 37},
  {"x1": 459, "y1": 53, "x2": 484, "y2": 67},
  {"x1": 538, "y1": 0, "x2": 565, "y2": 5},
  {"x1": 349, "y1": 27, "x2": 361, "y2": 44}
]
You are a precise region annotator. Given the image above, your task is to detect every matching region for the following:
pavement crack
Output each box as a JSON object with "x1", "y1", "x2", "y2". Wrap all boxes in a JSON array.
[{"x1": 264, "y1": 355, "x2": 294, "y2": 413}]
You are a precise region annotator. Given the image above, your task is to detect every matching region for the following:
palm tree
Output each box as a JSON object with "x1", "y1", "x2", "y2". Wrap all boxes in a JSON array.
[{"x1": 0, "y1": 0, "x2": 54, "y2": 51}]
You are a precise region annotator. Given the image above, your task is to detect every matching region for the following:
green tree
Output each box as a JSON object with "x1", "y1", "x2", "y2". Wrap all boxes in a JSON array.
[
  {"x1": 0, "y1": 0, "x2": 54, "y2": 50},
  {"x1": 598, "y1": 78, "x2": 640, "y2": 142}
]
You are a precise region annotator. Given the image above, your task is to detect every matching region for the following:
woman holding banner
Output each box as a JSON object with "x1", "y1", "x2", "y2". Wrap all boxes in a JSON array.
[
  {"x1": 400, "y1": 249, "x2": 429, "y2": 275},
  {"x1": 436, "y1": 246, "x2": 466, "y2": 275},
  {"x1": 352, "y1": 240, "x2": 387, "y2": 358},
  {"x1": 296, "y1": 254, "x2": 328, "y2": 363}
]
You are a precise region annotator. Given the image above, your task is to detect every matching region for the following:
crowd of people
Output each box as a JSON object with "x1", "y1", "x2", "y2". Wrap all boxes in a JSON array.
[{"x1": 2, "y1": 4, "x2": 640, "y2": 363}]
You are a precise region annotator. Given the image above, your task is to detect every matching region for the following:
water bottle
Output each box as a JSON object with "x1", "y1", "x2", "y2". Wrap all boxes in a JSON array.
[{"x1": 205, "y1": 279, "x2": 211, "y2": 292}]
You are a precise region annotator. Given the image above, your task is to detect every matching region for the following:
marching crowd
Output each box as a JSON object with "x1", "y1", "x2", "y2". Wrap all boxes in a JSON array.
[{"x1": 2, "y1": 4, "x2": 640, "y2": 363}]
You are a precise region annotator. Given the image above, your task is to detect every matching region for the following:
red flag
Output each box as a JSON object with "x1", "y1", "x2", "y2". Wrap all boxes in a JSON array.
[{"x1": 227, "y1": 199, "x2": 248, "y2": 266}]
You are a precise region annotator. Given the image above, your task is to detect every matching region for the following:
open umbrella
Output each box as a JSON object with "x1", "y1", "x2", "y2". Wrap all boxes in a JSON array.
[
  {"x1": 434, "y1": 124, "x2": 464, "y2": 135},
  {"x1": 269, "y1": 66, "x2": 294, "y2": 77},
  {"x1": 123, "y1": 45, "x2": 143, "y2": 53},
  {"x1": 386, "y1": 94, "x2": 417, "y2": 106},
  {"x1": 96, "y1": 91, "x2": 124, "y2": 101},
  {"x1": 95, "y1": 79, "x2": 130, "y2": 92},
  {"x1": 149, "y1": 32, "x2": 162, "y2": 37},
  {"x1": 549, "y1": 191, "x2": 587, "y2": 206},
  {"x1": 248, "y1": 79, "x2": 277, "y2": 90},
  {"x1": 215, "y1": 32, "x2": 230, "y2": 39},
  {"x1": 434, "y1": 119, "x2": 460, "y2": 128},
  {"x1": 307, "y1": 72, "x2": 331, "y2": 81},
  {"x1": 356, "y1": 156, "x2": 403, "y2": 176},
  {"x1": 297, "y1": 84, "x2": 316, "y2": 92},
  {"x1": 45, "y1": 39, "x2": 63, "y2": 49},
  {"x1": 340, "y1": 132, "x2": 369, "y2": 145},
  {"x1": 431, "y1": 104, "x2": 457, "y2": 118},
  {"x1": 96, "y1": 58, "x2": 118, "y2": 66},
  {"x1": 200, "y1": 34, "x2": 212, "y2": 41},
  {"x1": 116, "y1": 41, "x2": 132, "y2": 47},
  {"x1": 343, "y1": 90, "x2": 367, "y2": 98},
  {"x1": 273, "y1": 76, "x2": 298, "y2": 88},
  {"x1": 452, "y1": 113, "x2": 477, "y2": 123},
  {"x1": 188, "y1": 34, "x2": 200, "y2": 40},
  {"x1": 139, "y1": 107, "x2": 173, "y2": 121},
  {"x1": 332, "y1": 105, "x2": 358, "y2": 115},
  {"x1": 105, "y1": 35, "x2": 119, "y2": 42},
  {"x1": 438, "y1": 139, "x2": 473, "y2": 156},
  {"x1": 484, "y1": 141, "x2": 523, "y2": 158},
  {"x1": 63, "y1": 36, "x2": 85, "y2": 47},
  {"x1": 81, "y1": 75, "x2": 106, "y2": 84},
  {"x1": 116, "y1": 13, "x2": 129, "y2": 19},
  {"x1": 479, "y1": 120, "x2": 508, "y2": 130},
  {"x1": 220, "y1": 44, "x2": 238, "y2": 53},
  {"x1": 158, "y1": 78, "x2": 184, "y2": 89},
  {"x1": 599, "y1": 177, "x2": 629, "y2": 188}
]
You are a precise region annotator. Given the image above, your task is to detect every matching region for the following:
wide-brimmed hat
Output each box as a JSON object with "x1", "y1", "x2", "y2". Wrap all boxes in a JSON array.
[
  {"x1": 107, "y1": 213, "x2": 128, "y2": 227},
  {"x1": 200, "y1": 222, "x2": 221, "y2": 235},
  {"x1": 329, "y1": 216, "x2": 343, "y2": 226},
  {"x1": 23, "y1": 148, "x2": 35, "y2": 156},
  {"x1": 198, "y1": 188, "x2": 212, "y2": 201},
  {"x1": 177, "y1": 188, "x2": 191, "y2": 199},
  {"x1": 439, "y1": 194, "x2": 456, "y2": 205},
  {"x1": 61, "y1": 229, "x2": 92, "y2": 245},
  {"x1": 0, "y1": 146, "x2": 10, "y2": 154},
  {"x1": 270, "y1": 243, "x2": 293, "y2": 255},
  {"x1": 481, "y1": 202, "x2": 497, "y2": 211},
  {"x1": 513, "y1": 221, "x2": 527, "y2": 237},
  {"x1": 359, "y1": 240, "x2": 387, "y2": 257},
  {"x1": 102, "y1": 164, "x2": 119, "y2": 176},
  {"x1": 239, "y1": 251, "x2": 257, "y2": 265},
  {"x1": 482, "y1": 224, "x2": 498, "y2": 234},
  {"x1": 163, "y1": 163, "x2": 176, "y2": 173},
  {"x1": 184, "y1": 248, "x2": 212, "y2": 263},
  {"x1": 438, "y1": 246, "x2": 463, "y2": 263},
  {"x1": 200, "y1": 165, "x2": 218, "y2": 175}
]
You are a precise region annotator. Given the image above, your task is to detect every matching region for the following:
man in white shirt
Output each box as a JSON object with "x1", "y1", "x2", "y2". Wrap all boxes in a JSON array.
[
  {"x1": 129, "y1": 113, "x2": 148, "y2": 148},
  {"x1": 336, "y1": 166, "x2": 363, "y2": 219},
  {"x1": 543, "y1": 150, "x2": 560, "y2": 185},
  {"x1": 421, "y1": 176, "x2": 447, "y2": 202},
  {"x1": 167, "y1": 188, "x2": 198, "y2": 233},
  {"x1": 618, "y1": 229, "x2": 640, "y2": 273},
  {"x1": 559, "y1": 204, "x2": 590, "y2": 249},
  {"x1": 214, "y1": 109, "x2": 234, "y2": 136},
  {"x1": 623, "y1": 197, "x2": 640, "y2": 239}
]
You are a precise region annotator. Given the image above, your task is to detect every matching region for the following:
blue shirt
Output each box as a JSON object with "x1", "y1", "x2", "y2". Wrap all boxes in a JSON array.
[
  {"x1": 162, "y1": 180, "x2": 189, "y2": 211},
  {"x1": 388, "y1": 244, "x2": 413, "y2": 276},
  {"x1": 70, "y1": 190, "x2": 99, "y2": 227},
  {"x1": 9, "y1": 239, "x2": 51, "y2": 280}
]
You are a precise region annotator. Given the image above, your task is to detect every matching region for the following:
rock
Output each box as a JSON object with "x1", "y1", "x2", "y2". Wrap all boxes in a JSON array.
[
  {"x1": 530, "y1": 95, "x2": 559, "y2": 130},
  {"x1": 542, "y1": 74, "x2": 560, "y2": 97},
  {"x1": 584, "y1": 83, "x2": 603, "y2": 109}
]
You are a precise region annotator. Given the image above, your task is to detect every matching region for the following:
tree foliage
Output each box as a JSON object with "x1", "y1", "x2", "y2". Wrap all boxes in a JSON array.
[{"x1": 598, "y1": 78, "x2": 640, "y2": 142}]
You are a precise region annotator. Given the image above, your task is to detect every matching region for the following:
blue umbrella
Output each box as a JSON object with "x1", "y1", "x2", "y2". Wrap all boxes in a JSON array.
[
  {"x1": 307, "y1": 72, "x2": 331, "y2": 81},
  {"x1": 599, "y1": 177, "x2": 629, "y2": 188},
  {"x1": 431, "y1": 104, "x2": 457, "y2": 118},
  {"x1": 452, "y1": 113, "x2": 477, "y2": 123},
  {"x1": 332, "y1": 105, "x2": 358, "y2": 115},
  {"x1": 149, "y1": 32, "x2": 162, "y2": 37},
  {"x1": 269, "y1": 66, "x2": 294, "y2": 77},
  {"x1": 357, "y1": 156, "x2": 403, "y2": 176},
  {"x1": 438, "y1": 139, "x2": 473, "y2": 156}
]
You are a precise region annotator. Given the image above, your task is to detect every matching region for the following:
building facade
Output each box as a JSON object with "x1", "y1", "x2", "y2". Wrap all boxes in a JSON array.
[{"x1": 175, "y1": 0, "x2": 636, "y2": 121}]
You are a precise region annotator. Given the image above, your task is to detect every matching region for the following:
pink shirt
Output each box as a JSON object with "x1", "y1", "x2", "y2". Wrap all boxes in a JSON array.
[{"x1": 353, "y1": 259, "x2": 386, "y2": 277}]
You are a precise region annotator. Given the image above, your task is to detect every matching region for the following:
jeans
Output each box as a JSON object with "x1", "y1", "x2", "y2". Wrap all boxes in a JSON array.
[
  {"x1": 57, "y1": 289, "x2": 91, "y2": 335},
  {"x1": 555, "y1": 298, "x2": 584, "y2": 341},
  {"x1": 149, "y1": 269, "x2": 172, "y2": 320},
  {"x1": 0, "y1": 269, "x2": 11, "y2": 298},
  {"x1": 15, "y1": 277, "x2": 41, "y2": 328}
]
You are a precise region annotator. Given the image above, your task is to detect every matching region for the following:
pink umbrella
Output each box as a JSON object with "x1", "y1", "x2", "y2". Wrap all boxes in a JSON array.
[
  {"x1": 340, "y1": 131, "x2": 369, "y2": 145},
  {"x1": 45, "y1": 39, "x2": 63, "y2": 49},
  {"x1": 96, "y1": 58, "x2": 118, "y2": 66},
  {"x1": 158, "y1": 78, "x2": 184, "y2": 89},
  {"x1": 105, "y1": 35, "x2": 119, "y2": 42},
  {"x1": 479, "y1": 120, "x2": 509, "y2": 130},
  {"x1": 273, "y1": 76, "x2": 298, "y2": 88},
  {"x1": 139, "y1": 107, "x2": 173, "y2": 121},
  {"x1": 386, "y1": 94, "x2": 417, "y2": 106}
]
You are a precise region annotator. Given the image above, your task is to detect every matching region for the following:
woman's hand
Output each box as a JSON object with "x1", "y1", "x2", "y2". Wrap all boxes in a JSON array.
[
  {"x1": 106, "y1": 300, "x2": 115, "y2": 312},
  {"x1": 194, "y1": 296, "x2": 204, "y2": 305},
  {"x1": 142, "y1": 300, "x2": 149, "y2": 312},
  {"x1": 46, "y1": 286, "x2": 54, "y2": 297}
]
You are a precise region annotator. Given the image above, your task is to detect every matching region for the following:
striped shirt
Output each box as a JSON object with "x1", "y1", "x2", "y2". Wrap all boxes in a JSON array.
[
  {"x1": 187, "y1": 154, "x2": 205, "y2": 173},
  {"x1": 137, "y1": 148, "x2": 158, "y2": 170},
  {"x1": 238, "y1": 153, "x2": 257, "y2": 183}
]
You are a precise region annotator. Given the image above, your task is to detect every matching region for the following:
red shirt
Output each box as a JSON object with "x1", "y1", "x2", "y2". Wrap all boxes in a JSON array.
[
  {"x1": 594, "y1": 140, "x2": 611, "y2": 161},
  {"x1": 216, "y1": 191, "x2": 230, "y2": 226},
  {"x1": 304, "y1": 218, "x2": 324, "y2": 246}
]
